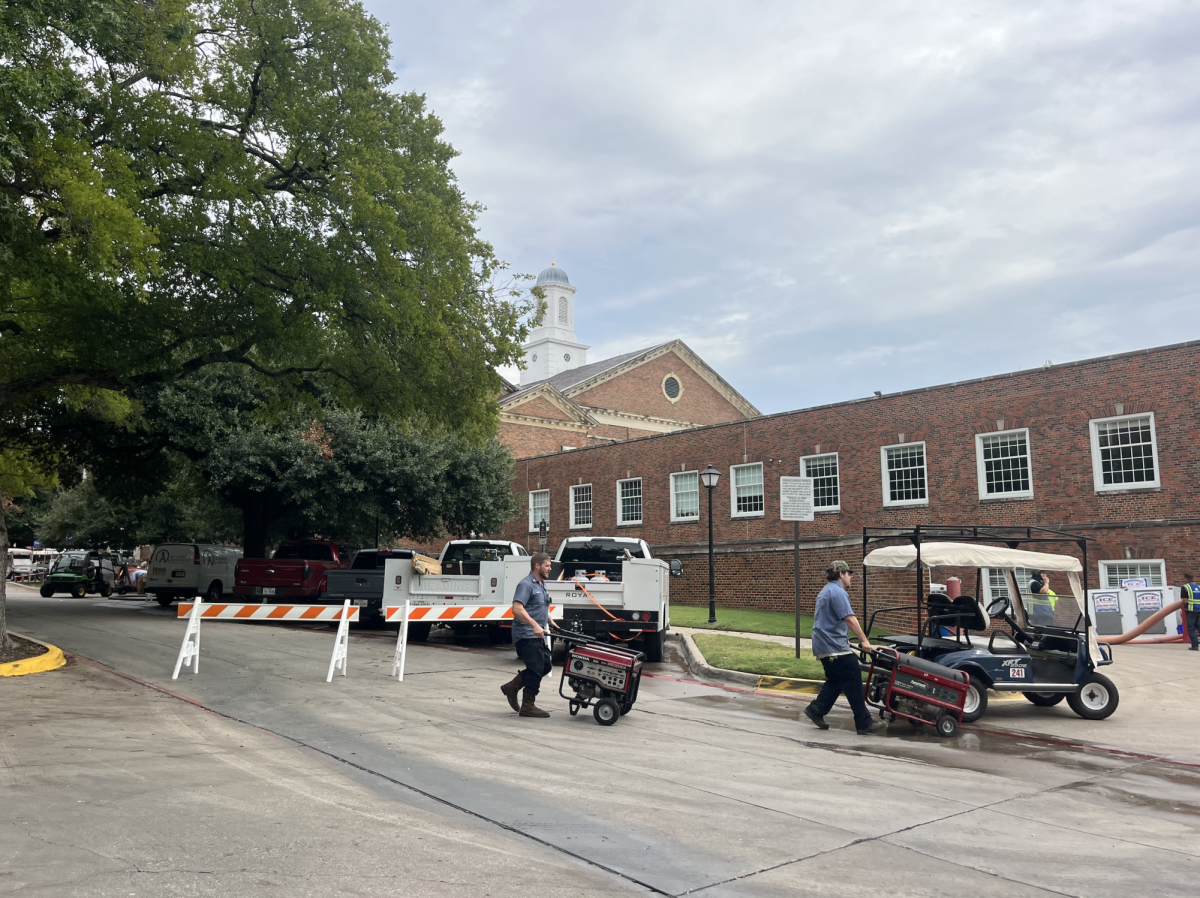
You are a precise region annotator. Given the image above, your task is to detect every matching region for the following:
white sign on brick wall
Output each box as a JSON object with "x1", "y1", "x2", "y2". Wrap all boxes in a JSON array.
[{"x1": 780, "y1": 476, "x2": 814, "y2": 522}]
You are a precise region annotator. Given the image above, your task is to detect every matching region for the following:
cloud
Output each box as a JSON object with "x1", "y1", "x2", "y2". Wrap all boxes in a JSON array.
[{"x1": 372, "y1": 0, "x2": 1200, "y2": 412}]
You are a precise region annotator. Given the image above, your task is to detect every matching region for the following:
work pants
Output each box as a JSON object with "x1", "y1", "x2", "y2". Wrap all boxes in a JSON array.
[
  {"x1": 1186, "y1": 610, "x2": 1200, "y2": 649},
  {"x1": 810, "y1": 652, "x2": 873, "y2": 731},
  {"x1": 515, "y1": 637, "x2": 553, "y2": 695}
]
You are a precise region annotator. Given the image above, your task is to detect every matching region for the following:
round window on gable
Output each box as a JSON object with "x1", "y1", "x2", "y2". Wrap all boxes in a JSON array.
[
  {"x1": 662, "y1": 374, "x2": 682, "y2": 402},
  {"x1": 563, "y1": 352, "x2": 571, "y2": 362}
]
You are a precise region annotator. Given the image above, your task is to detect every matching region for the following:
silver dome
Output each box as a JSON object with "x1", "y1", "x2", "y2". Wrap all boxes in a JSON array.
[{"x1": 535, "y1": 265, "x2": 570, "y2": 286}]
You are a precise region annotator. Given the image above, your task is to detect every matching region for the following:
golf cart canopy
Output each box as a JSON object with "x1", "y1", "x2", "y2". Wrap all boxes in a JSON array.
[{"x1": 863, "y1": 542, "x2": 1083, "y2": 573}]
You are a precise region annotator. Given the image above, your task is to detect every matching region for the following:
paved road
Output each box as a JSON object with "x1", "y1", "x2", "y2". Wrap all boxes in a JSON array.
[{"x1": 4, "y1": 587, "x2": 1199, "y2": 897}]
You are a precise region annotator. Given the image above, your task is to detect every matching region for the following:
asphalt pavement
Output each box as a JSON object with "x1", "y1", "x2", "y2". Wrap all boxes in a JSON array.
[{"x1": 3, "y1": 585, "x2": 1199, "y2": 897}]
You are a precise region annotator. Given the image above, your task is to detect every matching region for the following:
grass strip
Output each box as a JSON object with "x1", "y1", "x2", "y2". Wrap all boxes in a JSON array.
[
  {"x1": 693, "y1": 634, "x2": 828, "y2": 680},
  {"x1": 674, "y1": 605, "x2": 887, "y2": 638}
]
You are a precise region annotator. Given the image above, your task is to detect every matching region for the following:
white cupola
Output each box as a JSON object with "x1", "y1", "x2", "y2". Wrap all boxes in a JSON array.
[{"x1": 520, "y1": 263, "x2": 590, "y2": 384}]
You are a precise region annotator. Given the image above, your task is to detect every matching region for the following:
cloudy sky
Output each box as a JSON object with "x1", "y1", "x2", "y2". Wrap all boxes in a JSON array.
[{"x1": 368, "y1": 0, "x2": 1200, "y2": 414}]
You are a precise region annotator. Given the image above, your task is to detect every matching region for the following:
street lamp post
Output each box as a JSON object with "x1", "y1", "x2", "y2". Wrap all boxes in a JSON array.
[{"x1": 699, "y1": 465, "x2": 721, "y2": 624}]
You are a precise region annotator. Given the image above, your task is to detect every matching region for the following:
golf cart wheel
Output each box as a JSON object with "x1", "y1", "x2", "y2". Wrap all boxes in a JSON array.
[
  {"x1": 593, "y1": 698, "x2": 619, "y2": 726},
  {"x1": 39, "y1": 585, "x2": 54, "y2": 597},
  {"x1": 73, "y1": 584, "x2": 87, "y2": 598},
  {"x1": 569, "y1": 701, "x2": 580, "y2": 716},
  {"x1": 642, "y1": 630, "x2": 664, "y2": 663},
  {"x1": 1067, "y1": 673, "x2": 1119, "y2": 720},
  {"x1": 1023, "y1": 692, "x2": 1065, "y2": 707},
  {"x1": 156, "y1": 596, "x2": 174, "y2": 607},
  {"x1": 936, "y1": 715, "x2": 959, "y2": 738},
  {"x1": 962, "y1": 674, "x2": 989, "y2": 723}
]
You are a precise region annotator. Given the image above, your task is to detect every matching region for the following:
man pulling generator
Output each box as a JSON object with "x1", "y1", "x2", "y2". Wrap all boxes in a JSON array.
[{"x1": 500, "y1": 552, "x2": 558, "y2": 718}]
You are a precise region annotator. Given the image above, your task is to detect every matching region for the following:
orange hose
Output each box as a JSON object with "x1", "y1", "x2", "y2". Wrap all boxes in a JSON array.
[
  {"x1": 1096, "y1": 599, "x2": 1187, "y2": 644},
  {"x1": 573, "y1": 580, "x2": 639, "y2": 642}
]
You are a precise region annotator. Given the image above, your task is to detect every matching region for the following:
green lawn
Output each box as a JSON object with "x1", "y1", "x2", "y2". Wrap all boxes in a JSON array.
[
  {"x1": 693, "y1": 634, "x2": 829, "y2": 680},
  {"x1": 672, "y1": 605, "x2": 816, "y2": 637}
]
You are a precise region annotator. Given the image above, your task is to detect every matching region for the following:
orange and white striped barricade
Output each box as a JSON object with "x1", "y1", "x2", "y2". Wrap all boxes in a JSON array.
[
  {"x1": 172, "y1": 600, "x2": 359, "y2": 681},
  {"x1": 386, "y1": 602, "x2": 562, "y2": 681}
]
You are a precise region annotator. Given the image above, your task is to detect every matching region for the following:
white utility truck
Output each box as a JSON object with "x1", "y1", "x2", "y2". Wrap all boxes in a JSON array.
[
  {"x1": 383, "y1": 536, "x2": 680, "y2": 661},
  {"x1": 146, "y1": 543, "x2": 242, "y2": 606}
]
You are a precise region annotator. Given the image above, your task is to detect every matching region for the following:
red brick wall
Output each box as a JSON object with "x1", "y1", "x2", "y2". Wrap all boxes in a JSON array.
[
  {"x1": 498, "y1": 422, "x2": 582, "y2": 458},
  {"x1": 572, "y1": 350, "x2": 747, "y2": 425},
  {"x1": 508, "y1": 395, "x2": 576, "y2": 421},
  {"x1": 501, "y1": 341, "x2": 1200, "y2": 611}
]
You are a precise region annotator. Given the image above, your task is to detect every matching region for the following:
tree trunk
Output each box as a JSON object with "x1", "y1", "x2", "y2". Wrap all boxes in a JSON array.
[
  {"x1": 241, "y1": 497, "x2": 270, "y2": 559},
  {"x1": 0, "y1": 498, "x2": 14, "y2": 649}
]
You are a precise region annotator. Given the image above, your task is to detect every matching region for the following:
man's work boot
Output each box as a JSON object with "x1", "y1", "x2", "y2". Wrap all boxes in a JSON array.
[
  {"x1": 500, "y1": 672, "x2": 524, "y2": 712},
  {"x1": 519, "y1": 691, "x2": 551, "y2": 718},
  {"x1": 804, "y1": 705, "x2": 829, "y2": 730}
]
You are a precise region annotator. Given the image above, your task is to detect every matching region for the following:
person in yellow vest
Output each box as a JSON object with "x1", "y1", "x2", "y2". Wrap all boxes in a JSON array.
[
  {"x1": 1027, "y1": 571, "x2": 1058, "y2": 626},
  {"x1": 1181, "y1": 572, "x2": 1200, "y2": 651}
]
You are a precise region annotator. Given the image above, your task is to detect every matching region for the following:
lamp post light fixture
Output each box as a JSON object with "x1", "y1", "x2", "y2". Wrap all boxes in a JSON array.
[{"x1": 699, "y1": 465, "x2": 721, "y2": 624}]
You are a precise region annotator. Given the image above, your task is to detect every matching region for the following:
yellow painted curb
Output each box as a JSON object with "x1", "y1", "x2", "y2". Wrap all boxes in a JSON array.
[
  {"x1": 0, "y1": 634, "x2": 66, "y2": 677},
  {"x1": 755, "y1": 675, "x2": 823, "y2": 695}
]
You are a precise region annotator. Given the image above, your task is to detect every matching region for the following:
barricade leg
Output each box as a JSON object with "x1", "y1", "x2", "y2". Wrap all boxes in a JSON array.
[
  {"x1": 326, "y1": 600, "x2": 352, "y2": 682},
  {"x1": 391, "y1": 600, "x2": 410, "y2": 681},
  {"x1": 172, "y1": 596, "x2": 203, "y2": 679}
]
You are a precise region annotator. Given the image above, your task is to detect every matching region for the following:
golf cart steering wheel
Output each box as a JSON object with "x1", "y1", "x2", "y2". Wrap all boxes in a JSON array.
[{"x1": 986, "y1": 596, "x2": 1032, "y2": 645}]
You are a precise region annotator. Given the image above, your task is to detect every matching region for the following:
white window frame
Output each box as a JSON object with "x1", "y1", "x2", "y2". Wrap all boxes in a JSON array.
[
  {"x1": 1089, "y1": 413, "x2": 1161, "y2": 492},
  {"x1": 670, "y1": 470, "x2": 700, "y2": 523},
  {"x1": 1099, "y1": 560, "x2": 1166, "y2": 589},
  {"x1": 982, "y1": 567, "x2": 1034, "y2": 606},
  {"x1": 569, "y1": 483, "x2": 593, "y2": 530},
  {"x1": 801, "y1": 452, "x2": 841, "y2": 512},
  {"x1": 528, "y1": 490, "x2": 549, "y2": 534},
  {"x1": 616, "y1": 477, "x2": 643, "y2": 526},
  {"x1": 730, "y1": 462, "x2": 765, "y2": 518},
  {"x1": 975, "y1": 428, "x2": 1033, "y2": 501},
  {"x1": 880, "y1": 441, "x2": 929, "y2": 507}
]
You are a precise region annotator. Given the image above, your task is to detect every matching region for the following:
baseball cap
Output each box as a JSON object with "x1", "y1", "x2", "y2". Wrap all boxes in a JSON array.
[{"x1": 826, "y1": 560, "x2": 851, "y2": 575}]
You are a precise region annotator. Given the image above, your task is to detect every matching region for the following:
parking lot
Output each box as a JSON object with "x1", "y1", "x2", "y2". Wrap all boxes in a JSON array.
[{"x1": 4, "y1": 584, "x2": 1200, "y2": 897}]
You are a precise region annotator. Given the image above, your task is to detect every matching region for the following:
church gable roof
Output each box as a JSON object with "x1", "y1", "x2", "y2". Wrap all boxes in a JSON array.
[{"x1": 498, "y1": 382, "x2": 596, "y2": 426}]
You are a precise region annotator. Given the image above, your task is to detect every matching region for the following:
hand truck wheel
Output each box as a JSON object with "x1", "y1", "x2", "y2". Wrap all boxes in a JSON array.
[
  {"x1": 936, "y1": 714, "x2": 959, "y2": 738},
  {"x1": 569, "y1": 701, "x2": 580, "y2": 716},
  {"x1": 593, "y1": 698, "x2": 619, "y2": 726}
]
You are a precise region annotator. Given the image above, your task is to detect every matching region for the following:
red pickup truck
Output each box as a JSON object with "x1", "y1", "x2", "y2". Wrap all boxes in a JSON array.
[{"x1": 233, "y1": 539, "x2": 356, "y2": 601}]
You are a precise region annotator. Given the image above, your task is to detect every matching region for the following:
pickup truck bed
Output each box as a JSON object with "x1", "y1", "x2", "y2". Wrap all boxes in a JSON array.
[{"x1": 324, "y1": 549, "x2": 414, "y2": 619}]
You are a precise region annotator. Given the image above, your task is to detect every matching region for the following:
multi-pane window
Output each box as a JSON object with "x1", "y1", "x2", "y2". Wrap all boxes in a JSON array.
[
  {"x1": 976, "y1": 430, "x2": 1032, "y2": 499},
  {"x1": 618, "y1": 478, "x2": 642, "y2": 525},
  {"x1": 671, "y1": 471, "x2": 699, "y2": 521},
  {"x1": 802, "y1": 453, "x2": 840, "y2": 510},
  {"x1": 528, "y1": 490, "x2": 549, "y2": 533},
  {"x1": 1090, "y1": 414, "x2": 1159, "y2": 490},
  {"x1": 881, "y1": 443, "x2": 928, "y2": 506},
  {"x1": 570, "y1": 484, "x2": 592, "y2": 529},
  {"x1": 984, "y1": 567, "x2": 1033, "y2": 605},
  {"x1": 731, "y1": 463, "x2": 765, "y2": 517},
  {"x1": 1101, "y1": 561, "x2": 1165, "y2": 588}
]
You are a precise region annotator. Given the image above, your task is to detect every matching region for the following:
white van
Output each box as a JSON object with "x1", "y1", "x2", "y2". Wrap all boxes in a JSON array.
[{"x1": 146, "y1": 544, "x2": 242, "y2": 607}]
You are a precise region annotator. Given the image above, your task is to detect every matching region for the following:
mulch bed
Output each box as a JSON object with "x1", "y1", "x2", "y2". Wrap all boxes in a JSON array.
[{"x1": 0, "y1": 635, "x2": 47, "y2": 665}]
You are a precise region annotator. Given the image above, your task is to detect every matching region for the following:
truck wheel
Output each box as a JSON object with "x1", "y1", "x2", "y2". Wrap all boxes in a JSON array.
[
  {"x1": 1067, "y1": 673, "x2": 1119, "y2": 720},
  {"x1": 594, "y1": 699, "x2": 619, "y2": 726},
  {"x1": 40, "y1": 585, "x2": 53, "y2": 597},
  {"x1": 641, "y1": 630, "x2": 664, "y2": 663},
  {"x1": 205, "y1": 581, "x2": 222, "y2": 603},
  {"x1": 486, "y1": 624, "x2": 509, "y2": 645},
  {"x1": 962, "y1": 674, "x2": 989, "y2": 723},
  {"x1": 156, "y1": 596, "x2": 174, "y2": 608},
  {"x1": 407, "y1": 622, "x2": 432, "y2": 643},
  {"x1": 1023, "y1": 692, "x2": 1065, "y2": 707}
]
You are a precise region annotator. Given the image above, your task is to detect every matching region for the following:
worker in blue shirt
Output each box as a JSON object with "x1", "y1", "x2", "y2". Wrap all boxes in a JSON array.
[
  {"x1": 804, "y1": 560, "x2": 880, "y2": 735},
  {"x1": 1181, "y1": 572, "x2": 1200, "y2": 651},
  {"x1": 501, "y1": 552, "x2": 557, "y2": 717}
]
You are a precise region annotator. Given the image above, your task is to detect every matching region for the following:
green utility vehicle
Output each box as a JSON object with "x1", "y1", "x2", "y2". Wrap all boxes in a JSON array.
[{"x1": 39, "y1": 551, "x2": 116, "y2": 598}]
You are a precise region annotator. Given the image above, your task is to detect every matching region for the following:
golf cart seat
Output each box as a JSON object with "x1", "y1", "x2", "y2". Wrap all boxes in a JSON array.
[{"x1": 926, "y1": 594, "x2": 989, "y2": 634}]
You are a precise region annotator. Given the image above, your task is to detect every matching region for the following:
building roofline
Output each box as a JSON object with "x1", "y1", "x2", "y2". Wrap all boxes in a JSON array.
[{"x1": 510, "y1": 338, "x2": 1200, "y2": 462}]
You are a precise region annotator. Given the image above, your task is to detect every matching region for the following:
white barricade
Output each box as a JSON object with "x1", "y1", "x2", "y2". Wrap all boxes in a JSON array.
[
  {"x1": 387, "y1": 603, "x2": 562, "y2": 681},
  {"x1": 171, "y1": 600, "x2": 359, "y2": 680}
]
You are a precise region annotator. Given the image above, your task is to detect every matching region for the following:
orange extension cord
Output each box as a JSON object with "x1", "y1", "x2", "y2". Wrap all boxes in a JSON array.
[{"x1": 572, "y1": 579, "x2": 639, "y2": 642}]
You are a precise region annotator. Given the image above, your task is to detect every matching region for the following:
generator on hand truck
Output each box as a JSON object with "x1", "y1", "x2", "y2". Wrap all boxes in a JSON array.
[
  {"x1": 556, "y1": 632, "x2": 644, "y2": 726},
  {"x1": 863, "y1": 646, "x2": 968, "y2": 737}
]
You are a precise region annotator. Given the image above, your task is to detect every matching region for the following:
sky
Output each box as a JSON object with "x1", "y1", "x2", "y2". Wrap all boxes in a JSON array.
[{"x1": 367, "y1": 0, "x2": 1200, "y2": 414}]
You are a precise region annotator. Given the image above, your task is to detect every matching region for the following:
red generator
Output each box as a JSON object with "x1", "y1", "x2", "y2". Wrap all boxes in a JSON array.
[
  {"x1": 557, "y1": 633, "x2": 644, "y2": 726},
  {"x1": 864, "y1": 647, "x2": 968, "y2": 737}
]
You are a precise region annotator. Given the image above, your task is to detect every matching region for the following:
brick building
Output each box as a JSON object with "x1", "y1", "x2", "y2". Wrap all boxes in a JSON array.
[
  {"x1": 499, "y1": 340, "x2": 1200, "y2": 617},
  {"x1": 498, "y1": 265, "x2": 759, "y2": 458}
]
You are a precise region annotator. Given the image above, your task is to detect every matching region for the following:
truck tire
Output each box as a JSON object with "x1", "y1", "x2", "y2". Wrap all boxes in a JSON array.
[
  {"x1": 487, "y1": 624, "x2": 511, "y2": 645},
  {"x1": 407, "y1": 622, "x2": 432, "y2": 642},
  {"x1": 642, "y1": 630, "x2": 664, "y2": 663},
  {"x1": 204, "y1": 581, "x2": 222, "y2": 603},
  {"x1": 1067, "y1": 673, "x2": 1119, "y2": 720},
  {"x1": 1023, "y1": 692, "x2": 1065, "y2": 707},
  {"x1": 156, "y1": 596, "x2": 174, "y2": 608},
  {"x1": 962, "y1": 673, "x2": 989, "y2": 723}
]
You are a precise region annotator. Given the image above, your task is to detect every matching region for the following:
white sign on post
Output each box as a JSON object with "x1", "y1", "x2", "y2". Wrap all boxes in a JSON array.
[{"x1": 780, "y1": 476, "x2": 815, "y2": 522}]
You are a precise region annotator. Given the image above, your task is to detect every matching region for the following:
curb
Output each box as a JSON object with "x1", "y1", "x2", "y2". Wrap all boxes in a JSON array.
[
  {"x1": 0, "y1": 632, "x2": 67, "y2": 677},
  {"x1": 672, "y1": 632, "x2": 824, "y2": 694}
]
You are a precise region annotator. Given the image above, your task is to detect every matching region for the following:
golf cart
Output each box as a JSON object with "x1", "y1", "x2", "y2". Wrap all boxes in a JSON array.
[
  {"x1": 861, "y1": 526, "x2": 1118, "y2": 724},
  {"x1": 39, "y1": 551, "x2": 116, "y2": 598}
]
